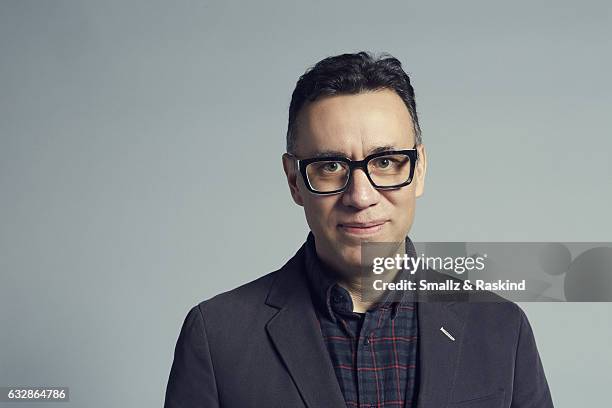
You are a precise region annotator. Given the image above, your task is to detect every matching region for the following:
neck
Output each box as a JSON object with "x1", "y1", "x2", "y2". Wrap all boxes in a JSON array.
[
  {"x1": 321, "y1": 240, "x2": 407, "y2": 313},
  {"x1": 337, "y1": 267, "x2": 403, "y2": 313}
]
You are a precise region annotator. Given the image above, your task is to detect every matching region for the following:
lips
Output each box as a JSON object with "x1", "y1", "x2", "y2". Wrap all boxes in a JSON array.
[{"x1": 338, "y1": 220, "x2": 388, "y2": 235}]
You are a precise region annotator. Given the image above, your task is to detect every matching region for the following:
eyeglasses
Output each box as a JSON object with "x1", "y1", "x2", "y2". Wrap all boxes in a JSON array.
[{"x1": 287, "y1": 146, "x2": 418, "y2": 195}]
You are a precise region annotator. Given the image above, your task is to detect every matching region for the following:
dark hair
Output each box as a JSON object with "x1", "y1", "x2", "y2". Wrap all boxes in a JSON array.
[{"x1": 286, "y1": 51, "x2": 422, "y2": 153}]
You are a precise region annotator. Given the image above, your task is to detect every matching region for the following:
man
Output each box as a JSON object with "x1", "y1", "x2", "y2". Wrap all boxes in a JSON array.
[{"x1": 164, "y1": 52, "x2": 554, "y2": 407}]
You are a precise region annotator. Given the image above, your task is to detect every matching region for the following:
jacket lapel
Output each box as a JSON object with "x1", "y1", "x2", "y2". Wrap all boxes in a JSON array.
[
  {"x1": 413, "y1": 299, "x2": 468, "y2": 408},
  {"x1": 265, "y1": 245, "x2": 347, "y2": 408}
]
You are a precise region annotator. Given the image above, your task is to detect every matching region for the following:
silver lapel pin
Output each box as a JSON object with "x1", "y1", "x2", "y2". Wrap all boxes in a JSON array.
[{"x1": 440, "y1": 326, "x2": 455, "y2": 341}]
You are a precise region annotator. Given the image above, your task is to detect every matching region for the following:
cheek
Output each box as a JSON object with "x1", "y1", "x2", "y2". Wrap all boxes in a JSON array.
[
  {"x1": 303, "y1": 196, "x2": 339, "y2": 231},
  {"x1": 385, "y1": 185, "x2": 415, "y2": 208},
  {"x1": 384, "y1": 188, "x2": 417, "y2": 229}
]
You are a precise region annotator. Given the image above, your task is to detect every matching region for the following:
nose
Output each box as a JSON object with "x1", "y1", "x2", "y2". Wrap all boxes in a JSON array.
[{"x1": 341, "y1": 168, "x2": 380, "y2": 209}]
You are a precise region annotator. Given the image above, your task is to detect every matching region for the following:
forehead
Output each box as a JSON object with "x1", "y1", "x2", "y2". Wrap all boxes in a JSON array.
[{"x1": 295, "y1": 89, "x2": 416, "y2": 157}]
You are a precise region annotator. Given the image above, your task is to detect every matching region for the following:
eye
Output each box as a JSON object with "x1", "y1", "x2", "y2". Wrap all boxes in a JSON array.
[
  {"x1": 373, "y1": 157, "x2": 396, "y2": 169},
  {"x1": 323, "y1": 162, "x2": 342, "y2": 172},
  {"x1": 377, "y1": 158, "x2": 391, "y2": 168}
]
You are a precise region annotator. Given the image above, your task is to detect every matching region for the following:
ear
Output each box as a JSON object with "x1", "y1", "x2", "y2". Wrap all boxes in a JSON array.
[
  {"x1": 282, "y1": 153, "x2": 305, "y2": 206},
  {"x1": 414, "y1": 144, "x2": 427, "y2": 198}
]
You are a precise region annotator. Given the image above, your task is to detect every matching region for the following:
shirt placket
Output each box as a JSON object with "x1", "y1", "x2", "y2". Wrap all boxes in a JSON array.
[{"x1": 357, "y1": 311, "x2": 380, "y2": 408}]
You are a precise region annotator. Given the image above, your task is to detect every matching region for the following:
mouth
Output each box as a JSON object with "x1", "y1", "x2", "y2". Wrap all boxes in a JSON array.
[{"x1": 338, "y1": 220, "x2": 388, "y2": 236}]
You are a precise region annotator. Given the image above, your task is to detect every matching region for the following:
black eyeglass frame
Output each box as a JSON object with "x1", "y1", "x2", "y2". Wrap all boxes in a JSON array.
[{"x1": 287, "y1": 146, "x2": 419, "y2": 195}]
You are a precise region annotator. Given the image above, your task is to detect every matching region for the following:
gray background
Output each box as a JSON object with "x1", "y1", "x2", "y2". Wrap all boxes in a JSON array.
[{"x1": 1, "y1": 0, "x2": 610, "y2": 406}]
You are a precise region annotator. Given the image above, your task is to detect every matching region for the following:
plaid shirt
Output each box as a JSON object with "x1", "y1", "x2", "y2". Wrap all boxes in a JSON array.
[{"x1": 304, "y1": 232, "x2": 419, "y2": 408}]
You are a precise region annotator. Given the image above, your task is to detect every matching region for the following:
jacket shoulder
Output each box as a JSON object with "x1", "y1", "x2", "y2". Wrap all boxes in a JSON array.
[
  {"x1": 463, "y1": 298, "x2": 528, "y2": 341},
  {"x1": 197, "y1": 242, "x2": 307, "y2": 314},
  {"x1": 196, "y1": 269, "x2": 281, "y2": 315}
]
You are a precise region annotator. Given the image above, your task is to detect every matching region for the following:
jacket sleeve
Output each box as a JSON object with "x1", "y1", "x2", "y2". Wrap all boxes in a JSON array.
[
  {"x1": 164, "y1": 305, "x2": 220, "y2": 408},
  {"x1": 511, "y1": 307, "x2": 554, "y2": 407}
]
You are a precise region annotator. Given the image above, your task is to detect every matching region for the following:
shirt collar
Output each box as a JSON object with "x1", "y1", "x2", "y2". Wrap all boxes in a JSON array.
[{"x1": 304, "y1": 231, "x2": 417, "y2": 322}]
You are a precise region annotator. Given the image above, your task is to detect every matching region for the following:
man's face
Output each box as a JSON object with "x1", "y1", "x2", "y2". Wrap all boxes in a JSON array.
[{"x1": 282, "y1": 89, "x2": 427, "y2": 276}]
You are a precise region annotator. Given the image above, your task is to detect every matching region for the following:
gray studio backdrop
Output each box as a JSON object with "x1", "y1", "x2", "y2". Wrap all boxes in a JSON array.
[{"x1": 1, "y1": 1, "x2": 610, "y2": 406}]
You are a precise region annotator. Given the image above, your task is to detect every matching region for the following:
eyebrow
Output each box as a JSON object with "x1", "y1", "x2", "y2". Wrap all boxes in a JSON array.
[{"x1": 309, "y1": 145, "x2": 398, "y2": 159}]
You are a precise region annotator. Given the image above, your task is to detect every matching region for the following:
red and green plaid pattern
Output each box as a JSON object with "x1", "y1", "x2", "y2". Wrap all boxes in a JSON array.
[{"x1": 304, "y1": 232, "x2": 419, "y2": 408}]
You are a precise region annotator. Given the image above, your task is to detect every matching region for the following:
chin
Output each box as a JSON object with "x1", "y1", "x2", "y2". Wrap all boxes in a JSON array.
[{"x1": 335, "y1": 244, "x2": 364, "y2": 270}]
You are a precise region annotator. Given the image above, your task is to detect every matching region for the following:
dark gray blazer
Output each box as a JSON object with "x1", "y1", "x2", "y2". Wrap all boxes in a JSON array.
[{"x1": 164, "y1": 243, "x2": 554, "y2": 408}]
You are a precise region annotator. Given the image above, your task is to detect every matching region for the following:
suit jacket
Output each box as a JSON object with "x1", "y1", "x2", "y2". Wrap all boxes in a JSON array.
[{"x1": 164, "y1": 242, "x2": 554, "y2": 408}]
